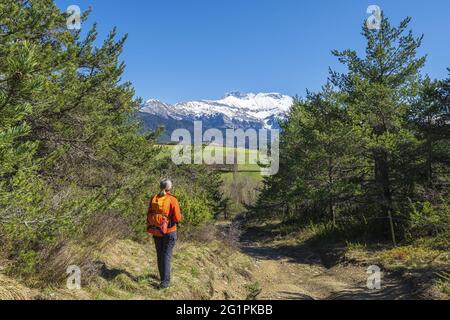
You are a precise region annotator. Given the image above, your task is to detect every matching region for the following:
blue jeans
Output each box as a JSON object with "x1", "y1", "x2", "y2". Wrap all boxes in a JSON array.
[{"x1": 153, "y1": 232, "x2": 177, "y2": 286}]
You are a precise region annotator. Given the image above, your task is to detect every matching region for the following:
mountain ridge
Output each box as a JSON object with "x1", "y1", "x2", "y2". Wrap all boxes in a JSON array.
[{"x1": 139, "y1": 92, "x2": 294, "y2": 142}]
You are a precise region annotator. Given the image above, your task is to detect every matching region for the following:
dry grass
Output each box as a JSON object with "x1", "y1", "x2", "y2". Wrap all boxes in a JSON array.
[
  {"x1": 80, "y1": 238, "x2": 256, "y2": 300},
  {"x1": 1, "y1": 236, "x2": 256, "y2": 300},
  {"x1": 341, "y1": 243, "x2": 450, "y2": 299},
  {"x1": 0, "y1": 274, "x2": 40, "y2": 300},
  {"x1": 35, "y1": 212, "x2": 131, "y2": 286},
  {"x1": 1, "y1": 212, "x2": 257, "y2": 300},
  {"x1": 180, "y1": 222, "x2": 243, "y2": 249}
]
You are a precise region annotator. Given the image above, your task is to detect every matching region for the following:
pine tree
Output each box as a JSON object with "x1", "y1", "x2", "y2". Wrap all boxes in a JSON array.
[
  {"x1": 330, "y1": 15, "x2": 426, "y2": 245},
  {"x1": 254, "y1": 85, "x2": 357, "y2": 225},
  {"x1": 0, "y1": 1, "x2": 58, "y2": 235},
  {"x1": 0, "y1": 1, "x2": 165, "y2": 270}
]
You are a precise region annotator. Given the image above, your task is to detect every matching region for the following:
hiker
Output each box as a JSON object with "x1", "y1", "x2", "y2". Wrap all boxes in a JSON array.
[{"x1": 147, "y1": 179, "x2": 182, "y2": 289}]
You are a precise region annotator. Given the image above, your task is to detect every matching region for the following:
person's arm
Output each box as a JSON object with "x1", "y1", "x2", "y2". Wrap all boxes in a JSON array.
[{"x1": 171, "y1": 196, "x2": 182, "y2": 223}]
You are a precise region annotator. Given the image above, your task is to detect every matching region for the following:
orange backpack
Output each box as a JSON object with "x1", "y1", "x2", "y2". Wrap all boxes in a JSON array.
[{"x1": 148, "y1": 195, "x2": 171, "y2": 235}]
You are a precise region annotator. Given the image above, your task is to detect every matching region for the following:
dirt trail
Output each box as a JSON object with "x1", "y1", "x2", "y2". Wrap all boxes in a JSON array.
[{"x1": 240, "y1": 230, "x2": 414, "y2": 300}]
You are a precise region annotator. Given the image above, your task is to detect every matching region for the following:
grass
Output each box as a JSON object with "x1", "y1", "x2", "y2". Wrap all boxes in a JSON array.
[
  {"x1": 344, "y1": 242, "x2": 449, "y2": 299},
  {"x1": 0, "y1": 274, "x2": 40, "y2": 300},
  {"x1": 436, "y1": 272, "x2": 450, "y2": 297},
  {"x1": 0, "y1": 237, "x2": 257, "y2": 300},
  {"x1": 160, "y1": 144, "x2": 267, "y2": 178}
]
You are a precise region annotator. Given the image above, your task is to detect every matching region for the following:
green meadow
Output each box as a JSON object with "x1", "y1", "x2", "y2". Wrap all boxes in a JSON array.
[{"x1": 159, "y1": 144, "x2": 266, "y2": 180}]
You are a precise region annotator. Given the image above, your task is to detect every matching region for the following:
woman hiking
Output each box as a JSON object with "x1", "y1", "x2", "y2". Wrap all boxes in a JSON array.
[{"x1": 147, "y1": 179, "x2": 182, "y2": 289}]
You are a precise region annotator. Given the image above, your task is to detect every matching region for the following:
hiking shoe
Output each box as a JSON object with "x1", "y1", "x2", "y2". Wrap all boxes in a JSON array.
[{"x1": 159, "y1": 282, "x2": 170, "y2": 290}]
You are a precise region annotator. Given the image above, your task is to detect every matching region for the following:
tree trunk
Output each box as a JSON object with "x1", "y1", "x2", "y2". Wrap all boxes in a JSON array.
[
  {"x1": 328, "y1": 157, "x2": 336, "y2": 227},
  {"x1": 387, "y1": 209, "x2": 397, "y2": 247},
  {"x1": 375, "y1": 150, "x2": 397, "y2": 247},
  {"x1": 426, "y1": 131, "x2": 433, "y2": 186},
  {"x1": 330, "y1": 201, "x2": 336, "y2": 227}
]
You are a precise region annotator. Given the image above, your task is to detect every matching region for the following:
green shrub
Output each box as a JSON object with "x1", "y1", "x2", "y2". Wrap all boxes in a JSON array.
[
  {"x1": 408, "y1": 199, "x2": 450, "y2": 239},
  {"x1": 12, "y1": 250, "x2": 40, "y2": 277},
  {"x1": 176, "y1": 189, "x2": 214, "y2": 227}
]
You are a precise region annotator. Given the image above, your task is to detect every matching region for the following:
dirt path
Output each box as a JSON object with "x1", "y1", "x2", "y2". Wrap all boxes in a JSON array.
[{"x1": 240, "y1": 230, "x2": 414, "y2": 300}]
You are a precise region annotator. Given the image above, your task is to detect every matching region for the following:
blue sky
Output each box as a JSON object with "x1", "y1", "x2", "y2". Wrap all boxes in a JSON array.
[{"x1": 55, "y1": 0, "x2": 450, "y2": 103}]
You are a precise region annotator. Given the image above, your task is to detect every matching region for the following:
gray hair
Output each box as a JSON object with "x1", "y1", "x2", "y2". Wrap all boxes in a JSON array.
[{"x1": 160, "y1": 179, "x2": 173, "y2": 191}]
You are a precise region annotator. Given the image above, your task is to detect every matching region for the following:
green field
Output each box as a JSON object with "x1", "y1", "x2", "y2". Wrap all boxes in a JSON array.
[{"x1": 159, "y1": 144, "x2": 266, "y2": 179}]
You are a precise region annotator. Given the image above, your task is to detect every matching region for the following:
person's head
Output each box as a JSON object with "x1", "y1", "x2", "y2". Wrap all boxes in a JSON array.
[{"x1": 159, "y1": 179, "x2": 173, "y2": 192}]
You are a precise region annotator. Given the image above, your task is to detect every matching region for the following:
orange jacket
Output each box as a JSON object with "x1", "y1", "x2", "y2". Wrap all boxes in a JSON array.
[{"x1": 147, "y1": 192, "x2": 182, "y2": 237}]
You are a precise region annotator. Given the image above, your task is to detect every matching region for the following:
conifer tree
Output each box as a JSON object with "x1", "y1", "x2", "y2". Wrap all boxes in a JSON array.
[
  {"x1": 253, "y1": 15, "x2": 450, "y2": 245},
  {"x1": 330, "y1": 16, "x2": 426, "y2": 245}
]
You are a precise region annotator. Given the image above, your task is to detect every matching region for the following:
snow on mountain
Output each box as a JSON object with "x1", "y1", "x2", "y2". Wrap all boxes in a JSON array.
[{"x1": 139, "y1": 92, "x2": 293, "y2": 130}]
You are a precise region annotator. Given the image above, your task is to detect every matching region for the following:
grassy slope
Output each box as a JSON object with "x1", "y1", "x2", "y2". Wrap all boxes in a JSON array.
[
  {"x1": 0, "y1": 145, "x2": 264, "y2": 301},
  {"x1": 0, "y1": 239, "x2": 257, "y2": 300}
]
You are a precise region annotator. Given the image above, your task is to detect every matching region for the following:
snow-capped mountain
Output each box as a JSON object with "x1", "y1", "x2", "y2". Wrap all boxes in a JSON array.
[{"x1": 139, "y1": 92, "x2": 293, "y2": 141}]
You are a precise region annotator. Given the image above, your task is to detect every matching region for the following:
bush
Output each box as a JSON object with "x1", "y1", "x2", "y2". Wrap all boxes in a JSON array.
[
  {"x1": 3, "y1": 211, "x2": 131, "y2": 285},
  {"x1": 408, "y1": 198, "x2": 450, "y2": 239},
  {"x1": 176, "y1": 189, "x2": 214, "y2": 227}
]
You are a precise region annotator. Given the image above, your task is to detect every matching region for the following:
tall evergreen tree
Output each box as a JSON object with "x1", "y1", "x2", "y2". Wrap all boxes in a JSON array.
[
  {"x1": 0, "y1": 1, "x2": 222, "y2": 274},
  {"x1": 330, "y1": 15, "x2": 426, "y2": 245}
]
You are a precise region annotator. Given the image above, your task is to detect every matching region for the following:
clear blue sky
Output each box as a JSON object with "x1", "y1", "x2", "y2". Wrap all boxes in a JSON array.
[{"x1": 55, "y1": 0, "x2": 450, "y2": 103}]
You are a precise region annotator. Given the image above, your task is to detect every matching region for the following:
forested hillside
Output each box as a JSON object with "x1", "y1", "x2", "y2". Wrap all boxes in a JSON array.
[{"x1": 253, "y1": 16, "x2": 449, "y2": 246}]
